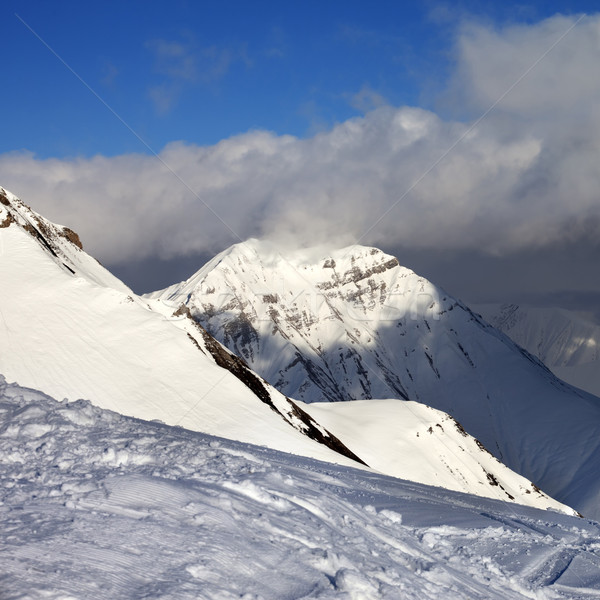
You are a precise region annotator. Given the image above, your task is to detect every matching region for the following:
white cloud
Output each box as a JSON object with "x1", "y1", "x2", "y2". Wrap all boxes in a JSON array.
[
  {"x1": 1, "y1": 14, "x2": 600, "y2": 268},
  {"x1": 449, "y1": 14, "x2": 600, "y2": 119}
]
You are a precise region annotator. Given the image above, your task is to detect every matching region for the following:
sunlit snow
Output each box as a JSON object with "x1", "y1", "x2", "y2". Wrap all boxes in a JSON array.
[{"x1": 2, "y1": 378, "x2": 600, "y2": 599}]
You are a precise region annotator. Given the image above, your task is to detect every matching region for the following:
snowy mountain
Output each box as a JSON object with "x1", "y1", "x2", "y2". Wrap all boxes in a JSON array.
[
  {"x1": 149, "y1": 239, "x2": 600, "y2": 519},
  {"x1": 0, "y1": 187, "x2": 363, "y2": 466},
  {"x1": 0, "y1": 186, "x2": 567, "y2": 511},
  {"x1": 2, "y1": 377, "x2": 600, "y2": 600},
  {"x1": 473, "y1": 303, "x2": 600, "y2": 397}
]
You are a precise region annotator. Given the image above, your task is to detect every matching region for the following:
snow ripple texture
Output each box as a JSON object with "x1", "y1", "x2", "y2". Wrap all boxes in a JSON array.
[{"x1": 2, "y1": 376, "x2": 600, "y2": 600}]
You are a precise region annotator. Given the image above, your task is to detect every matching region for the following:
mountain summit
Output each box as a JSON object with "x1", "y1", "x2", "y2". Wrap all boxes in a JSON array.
[
  {"x1": 149, "y1": 238, "x2": 600, "y2": 518},
  {"x1": 149, "y1": 238, "x2": 428, "y2": 403}
]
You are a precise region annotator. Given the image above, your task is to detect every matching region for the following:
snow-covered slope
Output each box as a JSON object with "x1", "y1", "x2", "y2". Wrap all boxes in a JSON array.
[
  {"x1": 0, "y1": 187, "x2": 363, "y2": 466},
  {"x1": 1, "y1": 186, "x2": 567, "y2": 511},
  {"x1": 2, "y1": 378, "x2": 599, "y2": 600},
  {"x1": 302, "y1": 399, "x2": 562, "y2": 506},
  {"x1": 473, "y1": 303, "x2": 600, "y2": 397},
  {"x1": 149, "y1": 239, "x2": 600, "y2": 518}
]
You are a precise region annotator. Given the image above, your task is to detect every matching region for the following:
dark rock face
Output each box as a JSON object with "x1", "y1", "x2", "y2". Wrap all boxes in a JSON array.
[
  {"x1": 61, "y1": 227, "x2": 83, "y2": 250},
  {"x1": 0, "y1": 212, "x2": 13, "y2": 228},
  {"x1": 174, "y1": 304, "x2": 368, "y2": 467}
]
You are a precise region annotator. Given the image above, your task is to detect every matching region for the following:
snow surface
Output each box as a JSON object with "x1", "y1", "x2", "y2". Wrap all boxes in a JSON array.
[
  {"x1": 301, "y1": 399, "x2": 571, "y2": 510},
  {"x1": 474, "y1": 303, "x2": 600, "y2": 397},
  {"x1": 148, "y1": 239, "x2": 600, "y2": 519},
  {"x1": 2, "y1": 377, "x2": 600, "y2": 600}
]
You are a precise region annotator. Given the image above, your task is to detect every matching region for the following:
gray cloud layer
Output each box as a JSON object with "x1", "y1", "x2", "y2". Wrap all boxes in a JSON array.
[{"x1": 1, "y1": 15, "x2": 599, "y2": 276}]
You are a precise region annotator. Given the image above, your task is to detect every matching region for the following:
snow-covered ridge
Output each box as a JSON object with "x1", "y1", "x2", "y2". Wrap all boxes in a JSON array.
[
  {"x1": 302, "y1": 398, "x2": 573, "y2": 511},
  {"x1": 148, "y1": 238, "x2": 600, "y2": 519},
  {"x1": 166, "y1": 303, "x2": 366, "y2": 466},
  {"x1": 473, "y1": 302, "x2": 600, "y2": 397},
  {"x1": 0, "y1": 187, "x2": 368, "y2": 467},
  {"x1": 0, "y1": 186, "x2": 130, "y2": 292}
]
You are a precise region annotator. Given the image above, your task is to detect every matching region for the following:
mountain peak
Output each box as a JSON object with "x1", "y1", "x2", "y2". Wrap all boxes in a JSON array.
[
  {"x1": 0, "y1": 185, "x2": 130, "y2": 292},
  {"x1": 220, "y1": 237, "x2": 397, "y2": 269},
  {"x1": 148, "y1": 239, "x2": 600, "y2": 518},
  {"x1": 0, "y1": 186, "x2": 83, "y2": 253}
]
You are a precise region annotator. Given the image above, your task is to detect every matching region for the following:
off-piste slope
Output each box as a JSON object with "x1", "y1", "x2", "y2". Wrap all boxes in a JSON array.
[
  {"x1": 2, "y1": 377, "x2": 600, "y2": 600},
  {"x1": 0, "y1": 186, "x2": 572, "y2": 511},
  {"x1": 474, "y1": 303, "x2": 600, "y2": 397},
  {"x1": 149, "y1": 239, "x2": 600, "y2": 518}
]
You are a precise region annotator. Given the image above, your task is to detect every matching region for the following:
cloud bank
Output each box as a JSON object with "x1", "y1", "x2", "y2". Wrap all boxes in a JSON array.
[{"x1": 1, "y1": 14, "x2": 600, "y2": 268}]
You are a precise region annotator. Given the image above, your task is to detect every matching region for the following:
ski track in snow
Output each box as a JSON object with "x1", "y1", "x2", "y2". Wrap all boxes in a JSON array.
[{"x1": 2, "y1": 378, "x2": 600, "y2": 600}]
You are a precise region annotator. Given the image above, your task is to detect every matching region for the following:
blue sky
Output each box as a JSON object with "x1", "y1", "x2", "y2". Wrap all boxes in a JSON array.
[
  {"x1": 5, "y1": 1, "x2": 434, "y2": 157},
  {"x1": 2, "y1": 0, "x2": 594, "y2": 157},
  {"x1": 2, "y1": 1, "x2": 600, "y2": 312}
]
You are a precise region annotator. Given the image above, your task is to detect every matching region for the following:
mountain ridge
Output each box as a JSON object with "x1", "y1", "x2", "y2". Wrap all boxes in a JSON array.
[
  {"x1": 0, "y1": 185, "x2": 575, "y2": 512},
  {"x1": 148, "y1": 238, "x2": 600, "y2": 518},
  {"x1": 473, "y1": 302, "x2": 600, "y2": 397}
]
